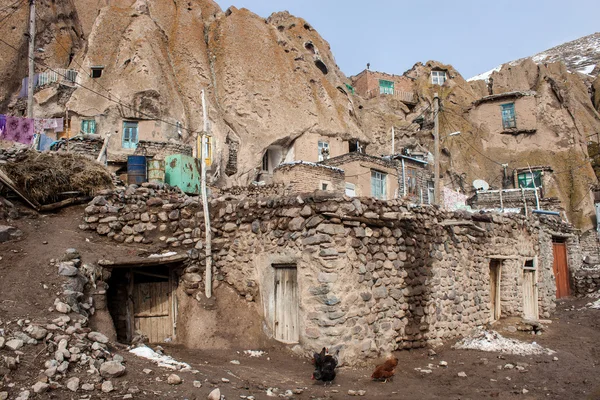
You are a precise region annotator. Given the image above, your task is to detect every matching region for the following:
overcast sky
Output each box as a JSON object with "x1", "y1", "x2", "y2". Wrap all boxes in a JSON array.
[{"x1": 213, "y1": 0, "x2": 600, "y2": 79}]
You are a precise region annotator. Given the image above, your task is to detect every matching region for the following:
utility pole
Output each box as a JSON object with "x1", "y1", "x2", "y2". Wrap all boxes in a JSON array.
[
  {"x1": 201, "y1": 89, "x2": 212, "y2": 299},
  {"x1": 391, "y1": 126, "x2": 395, "y2": 155},
  {"x1": 433, "y1": 93, "x2": 440, "y2": 206},
  {"x1": 26, "y1": 0, "x2": 36, "y2": 118}
]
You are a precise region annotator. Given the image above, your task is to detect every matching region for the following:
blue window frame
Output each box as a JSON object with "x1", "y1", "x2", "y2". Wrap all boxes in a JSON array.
[
  {"x1": 81, "y1": 119, "x2": 96, "y2": 134},
  {"x1": 371, "y1": 170, "x2": 387, "y2": 200},
  {"x1": 122, "y1": 121, "x2": 138, "y2": 149},
  {"x1": 501, "y1": 103, "x2": 517, "y2": 129},
  {"x1": 379, "y1": 79, "x2": 394, "y2": 95}
]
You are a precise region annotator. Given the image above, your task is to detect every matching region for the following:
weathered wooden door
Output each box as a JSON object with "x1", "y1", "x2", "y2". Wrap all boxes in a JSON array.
[
  {"x1": 273, "y1": 266, "x2": 299, "y2": 343},
  {"x1": 522, "y1": 269, "x2": 538, "y2": 320},
  {"x1": 489, "y1": 260, "x2": 501, "y2": 321},
  {"x1": 132, "y1": 272, "x2": 173, "y2": 343},
  {"x1": 552, "y1": 242, "x2": 570, "y2": 298}
]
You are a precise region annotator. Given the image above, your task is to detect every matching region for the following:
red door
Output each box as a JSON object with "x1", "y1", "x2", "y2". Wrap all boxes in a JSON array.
[{"x1": 552, "y1": 242, "x2": 570, "y2": 298}]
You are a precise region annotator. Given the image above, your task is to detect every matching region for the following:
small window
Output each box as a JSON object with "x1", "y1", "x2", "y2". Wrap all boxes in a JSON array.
[
  {"x1": 203, "y1": 136, "x2": 213, "y2": 166},
  {"x1": 262, "y1": 152, "x2": 269, "y2": 172},
  {"x1": 371, "y1": 170, "x2": 387, "y2": 200},
  {"x1": 427, "y1": 181, "x2": 435, "y2": 204},
  {"x1": 318, "y1": 140, "x2": 330, "y2": 161},
  {"x1": 81, "y1": 119, "x2": 96, "y2": 134},
  {"x1": 517, "y1": 171, "x2": 542, "y2": 189},
  {"x1": 379, "y1": 79, "x2": 394, "y2": 95},
  {"x1": 431, "y1": 70, "x2": 447, "y2": 85},
  {"x1": 406, "y1": 168, "x2": 419, "y2": 196},
  {"x1": 122, "y1": 121, "x2": 138, "y2": 149},
  {"x1": 501, "y1": 103, "x2": 517, "y2": 129},
  {"x1": 523, "y1": 259, "x2": 536, "y2": 270},
  {"x1": 345, "y1": 182, "x2": 356, "y2": 197},
  {"x1": 321, "y1": 182, "x2": 328, "y2": 191},
  {"x1": 90, "y1": 66, "x2": 104, "y2": 78}
]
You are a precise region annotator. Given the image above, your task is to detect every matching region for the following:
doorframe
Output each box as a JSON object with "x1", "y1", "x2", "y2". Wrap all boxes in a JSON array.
[
  {"x1": 488, "y1": 259, "x2": 502, "y2": 322},
  {"x1": 272, "y1": 263, "x2": 299, "y2": 344},
  {"x1": 551, "y1": 236, "x2": 571, "y2": 298}
]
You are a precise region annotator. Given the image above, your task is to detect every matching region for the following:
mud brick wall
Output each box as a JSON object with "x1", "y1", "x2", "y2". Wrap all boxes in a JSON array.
[
  {"x1": 272, "y1": 162, "x2": 345, "y2": 194},
  {"x1": 59, "y1": 135, "x2": 104, "y2": 158}
]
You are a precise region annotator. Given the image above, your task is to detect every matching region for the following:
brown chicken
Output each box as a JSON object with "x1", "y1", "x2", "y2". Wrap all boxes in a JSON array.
[{"x1": 371, "y1": 356, "x2": 398, "y2": 382}]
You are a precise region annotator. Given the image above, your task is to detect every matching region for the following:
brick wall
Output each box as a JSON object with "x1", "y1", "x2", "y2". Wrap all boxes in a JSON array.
[
  {"x1": 272, "y1": 162, "x2": 345, "y2": 194},
  {"x1": 134, "y1": 140, "x2": 192, "y2": 159},
  {"x1": 351, "y1": 70, "x2": 415, "y2": 99}
]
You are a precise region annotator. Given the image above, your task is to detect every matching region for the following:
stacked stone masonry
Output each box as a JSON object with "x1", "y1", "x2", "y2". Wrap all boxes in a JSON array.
[
  {"x1": 134, "y1": 140, "x2": 193, "y2": 159},
  {"x1": 81, "y1": 187, "x2": 579, "y2": 365}
]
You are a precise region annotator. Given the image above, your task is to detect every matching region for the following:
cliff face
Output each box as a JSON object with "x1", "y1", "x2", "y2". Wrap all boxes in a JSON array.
[{"x1": 1, "y1": 1, "x2": 599, "y2": 228}]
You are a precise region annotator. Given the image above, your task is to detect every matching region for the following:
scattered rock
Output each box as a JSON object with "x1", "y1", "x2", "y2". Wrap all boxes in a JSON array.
[
  {"x1": 221, "y1": 377, "x2": 230, "y2": 383},
  {"x1": 55, "y1": 302, "x2": 71, "y2": 314},
  {"x1": 193, "y1": 380, "x2": 202, "y2": 388},
  {"x1": 439, "y1": 361, "x2": 448, "y2": 367},
  {"x1": 167, "y1": 374, "x2": 182, "y2": 385},
  {"x1": 32, "y1": 382, "x2": 49, "y2": 394},
  {"x1": 143, "y1": 368, "x2": 153, "y2": 374},
  {"x1": 458, "y1": 372, "x2": 467, "y2": 377},
  {"x1": 66, "y1": 377, "x2": 80, "y2": 392},
  {"x1": 208, "y1": 388, "x2": 221, "y2": 400},
  {"x1": 15, "y1": 390, "x2": 30, "y2": 400},
  {"x1": 88, "y1": 331, "x2": 109, "y2": 344},
  {"x1": 25, "y1": 325, "x2": 47, "y2": 340},
  {"x1": 5, "y1": 338, "x2": 24, "y2": 350},
  {"x1": 101, "y1": 381, "x2": 114, "y2": 393},
  {"x1": 0, "y1": 392, "x2": 8, "y2": 400},
  {"x1": 100, "y1": 361, "x2": 126, "y2": 378},
  {"x1": 81, "y1": 383, "x2": 95, "y2": 391}
]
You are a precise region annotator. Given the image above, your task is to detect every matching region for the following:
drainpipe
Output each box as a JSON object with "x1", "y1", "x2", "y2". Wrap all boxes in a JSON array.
[{"x1": 401, "y1": 158, "x2": 406, "y2": 196}]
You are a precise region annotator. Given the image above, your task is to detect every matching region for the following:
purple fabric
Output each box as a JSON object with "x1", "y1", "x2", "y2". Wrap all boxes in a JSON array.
[
  {"x1": 0, "y1": 115, "x2": 6, "y2": 138},
  {"x1": 4, "y1": 116, "x2": 34, "y2": 144}
]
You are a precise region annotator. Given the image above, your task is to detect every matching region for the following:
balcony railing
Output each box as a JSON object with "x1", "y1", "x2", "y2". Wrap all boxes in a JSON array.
[
  {"x1": 365, "y1": 88, "x2": 417, "y2": 104},
  {"x1": 19, "y1": 68, "x2": 79, "y2": 97}
]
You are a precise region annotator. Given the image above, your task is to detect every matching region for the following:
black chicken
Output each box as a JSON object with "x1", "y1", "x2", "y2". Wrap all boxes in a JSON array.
[{"x1": 312, "y1": 347, "x2": 338, "y2": 384}]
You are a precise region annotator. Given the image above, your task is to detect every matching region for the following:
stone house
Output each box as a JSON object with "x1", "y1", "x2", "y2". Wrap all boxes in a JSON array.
[
  {"x1": 391, "y1": 153, "x2": 432, "y2": 204},
  {"x1": 350, "y1": 69, "x2": 417, "y2": 104},
  {"x1": 82, "y1": 187, "x2": 580, "y2": 366},
  {"x1": 470, "y1": 91, "x2": 537, "y2": 136}
]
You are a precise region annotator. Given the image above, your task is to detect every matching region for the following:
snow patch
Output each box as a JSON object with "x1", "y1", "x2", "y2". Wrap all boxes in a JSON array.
[
  {"x1": 130, "y1": 346, "x2": 191, "y2": 370},
  {"x1": 148, "y1": 251, "x2": 178, "y2": 258},
  {"x1": 587, "y1": 298, "x2": 600, "y2": 309},
  {"x1": 467, "y1": 65, "x2": 502, "y2": 82},
  {"x1": 244, "y1": 350, "x2": 266, "y2": 357},
  {"x1": 578, "y1": 64, "x2": 596, "y2": 75},
  {"x1": 453, "y1": 328, "x2": 555, "y2": 355}
]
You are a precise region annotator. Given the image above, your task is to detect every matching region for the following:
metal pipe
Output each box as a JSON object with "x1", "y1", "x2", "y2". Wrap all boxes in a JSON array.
[{"x1": 532, "y1": 209, "x2": 560, "y2": 216}]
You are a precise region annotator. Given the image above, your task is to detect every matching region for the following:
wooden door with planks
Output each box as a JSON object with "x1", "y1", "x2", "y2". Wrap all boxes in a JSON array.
[
  {"x1": 552, "y1": 242, "x2": 570, "y2": 298},
  {"x1": 273, "y1": 265, "x2": 299, "y2": 343},
  {"x1": 132, "y1": 271, "x2": 174, "y2": 343},
  {"x1": 489, "y1": 260, "x2": 501, "y2": 322},
  {"x1": 522, "y1": 269, "x2": 538, "y2": 320}
]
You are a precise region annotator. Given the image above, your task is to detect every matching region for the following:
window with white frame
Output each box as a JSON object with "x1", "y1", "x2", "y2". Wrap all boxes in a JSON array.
[
  {"x1": 81, "y1": 119, "x2": 96, "y2": 134},
  {"x1": 431, "y1": 70, "x2": 447, "y2": 85},
  {"x1": 318, "y1": 140, "x2": 330, "y2": 161},
  {"x1": 371, "y1": 170, "x2": 387, "y2": 200},
  {"x1": 345, "y1": 182, "x2": 356, "y2": 197}
]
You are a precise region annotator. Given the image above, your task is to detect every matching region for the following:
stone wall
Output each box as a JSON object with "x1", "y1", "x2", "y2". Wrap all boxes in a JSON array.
[
  {"x1": 80, "y1": 187, "x2": 578, "y2": 365},
  {"x1": 469, "y1": 189, "x2": 563, "y2": 212},
  {"x1": 134, "y1": 140, "x2": 193, "y2": 159},
  {"x1": 58, "y1": 135, "x2": 104, "y2": 158},
  {"x1": 573, "y1": 229, "x2": 600, "y2": 296}
]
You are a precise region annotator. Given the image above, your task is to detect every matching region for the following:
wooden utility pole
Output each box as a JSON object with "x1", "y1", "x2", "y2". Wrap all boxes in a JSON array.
[
  {"x1": 201, "y1": 89, "x2": 212, "y2": 298},
  {"x1": 26, "y1": 0, "x2": 36, "y2": 118},
  {"x1": 433, "y1": 93, "x2": 440, "y2": 206},
  {"x1": 391, "y1": 126, "x2": 395, "y2": 155}
]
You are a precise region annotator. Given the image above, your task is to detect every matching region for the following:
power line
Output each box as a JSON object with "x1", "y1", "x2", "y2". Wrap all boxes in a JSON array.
[
  {"x1": 0, "y1": 35, "x2": 202, "y2": 136},
  {"x1": 0, "y1": 0, "x2": 24, "y2": 24},
  {"x1": 0, "y1": 0, "x2": 23, "y2": 14}
]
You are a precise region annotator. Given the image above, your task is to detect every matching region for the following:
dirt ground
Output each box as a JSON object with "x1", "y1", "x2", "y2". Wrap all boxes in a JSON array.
[{"x1": 1, "y1": 207, "x2": 600, "y2": 399}]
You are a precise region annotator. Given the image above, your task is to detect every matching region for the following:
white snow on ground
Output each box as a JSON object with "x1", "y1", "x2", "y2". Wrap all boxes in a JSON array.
[
  {"x1": 130, "y1": 346, "x2": 191, "y2": 370},
  {"x1": 244, "y1": 350, "x2": 266, "y2": 357},
  {"x1": 578, "y1": 64, "x2": 596, "y2": 75},
  {"x1": 453, "y1": 328, "x2": 555, "y2": 355},
  {"x1": 587, "y1": 298, "x2": 600, "y2": 309},
  {"x1": 148, "y1": 251, "x2": 178, "y2": 258},
  {"x1": 467, "y1": 65, "x2": 502, "y2": 82}
]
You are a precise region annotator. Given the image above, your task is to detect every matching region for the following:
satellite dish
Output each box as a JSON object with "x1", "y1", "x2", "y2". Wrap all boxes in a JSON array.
[{"x1": 473, "y1": 179, "x2": 489, "y2": 191}]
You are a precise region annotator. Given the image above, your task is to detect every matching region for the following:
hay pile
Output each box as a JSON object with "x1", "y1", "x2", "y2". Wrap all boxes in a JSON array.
[{"x1": 1, "y1": 151, "x2": 113, "y2": 204}]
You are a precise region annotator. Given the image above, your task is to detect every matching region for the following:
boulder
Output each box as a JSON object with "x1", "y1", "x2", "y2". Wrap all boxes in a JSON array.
[
  {"x1": 88, "y1": 331, "x2": 109, "y2": 344},
  {"x1": 100, "y1": 361, "x2": 126, "y2": 378}
]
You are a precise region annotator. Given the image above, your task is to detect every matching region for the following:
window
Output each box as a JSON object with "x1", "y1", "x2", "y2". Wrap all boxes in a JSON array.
[
  {"x1": 321, "y1": 182, "x2": 329, "y2": 190},
  {"x1": 345, "y1": 182, "x2": 356, "y2": 197},
  {"x1": 90, "y1": 66, "x2": 104, "y2": 78},
  {"x1": 371, "y1": 170, "x2": 387, "y2": 200},
  {"x1": 406, "y1": 168, "x2": 418, "y2": 196},
  {"x1": 122, "y1": 121, "x2": 138, "y2": 149},
  {"x1": 523, "y1": 259, "x2": 536, "y2": 270},
  {"x1": 501, "y1": 103, "x2": 517, "y2": 129},
  {"x1": 81, "y1": 119, "x2": 96, "y2": 134},
  {"x1": 427, "y1": 181, "x2": 435, "y2": 204},
  {"x1": 517, "y1": 171, "x2": 542, "y2": 189},
  {"x1": 379, "y1": 79, "x2": 394, "y2": 95},
  {"x1": 203, "y1": 136, "x2": 212, "y2": 166},
  {"x1": 318, "y1": 140, "x2": 329, "y2": 161},
  {"x1": 345, "y1": 83, "x2": 355, "y2": 95},
  {"x1": 431, "y1": 70, "x2": 446, "y2": 85}
]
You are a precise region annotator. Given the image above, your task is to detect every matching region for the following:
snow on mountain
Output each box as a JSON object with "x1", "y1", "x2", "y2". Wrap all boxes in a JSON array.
[{"x1": 469, "y1": 32, "x2": 600, "y2": 81}]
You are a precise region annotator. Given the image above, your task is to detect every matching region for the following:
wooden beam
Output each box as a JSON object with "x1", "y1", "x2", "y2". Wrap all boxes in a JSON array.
[
  {"x1": 98, "y1": 253, "x2": 188, "y2": 268},
  {"x1": 132, "y1": 270, "x2": 169, "y2": 280},
  {"x1": 39, "y1": 196, "x2": 91, "y2": 212},
  {"x1": 0, "y1": 169, "x2": 40, "y2": 210}
]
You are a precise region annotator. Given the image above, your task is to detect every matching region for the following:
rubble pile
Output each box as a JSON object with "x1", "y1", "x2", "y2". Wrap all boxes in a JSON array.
[
  {"x1": 0, "y1": 145, "x2": 29, "y2": 163},
  {"x1": 453, "y1": 328, "x2": 555, "y2": 355},
  {"x1": 0, "y1": 250, "x2": 127, "y2": 399}
]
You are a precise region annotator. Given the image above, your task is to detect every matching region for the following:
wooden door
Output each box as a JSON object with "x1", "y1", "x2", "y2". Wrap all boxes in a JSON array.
[
  {"x1": 273, "y1": 266, "x2": 299, "y2": 343},
  {"x1": 132, "y1": 272, "x2": 173, "y2": 343},
  {"x1": 489, "y1": 260, "x2": 501, "y2": 321},
  {"x1": 522, "y1": 270, "x2": 538, "y2": 320},
  {"x1": 552, "y1": 242, "x2": 570, "y2": 298}
]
